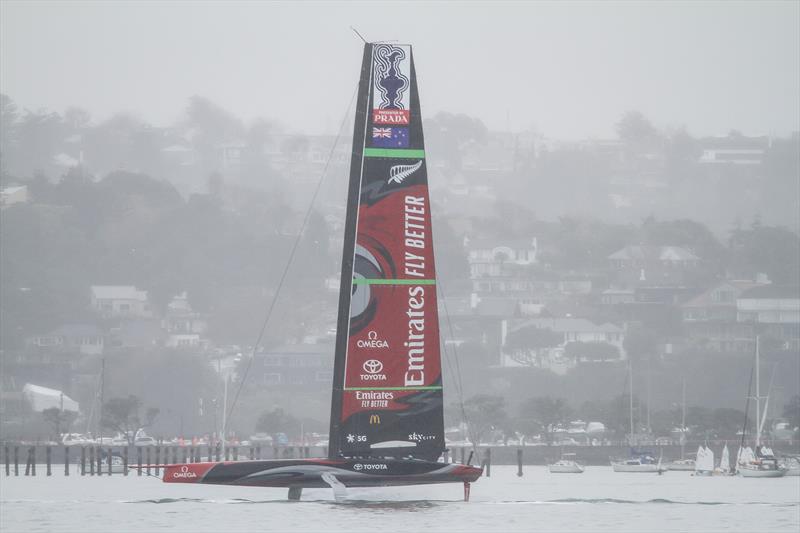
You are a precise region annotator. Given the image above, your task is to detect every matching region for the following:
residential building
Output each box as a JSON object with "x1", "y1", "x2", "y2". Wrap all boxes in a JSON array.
[
  {"x1": 501, "y1": 317, "x2": 626, "y2": 374},
  {"x1": 681, "y1": 280, "x2": 763, "y2": 352},
  {"x1": 737, "y1": 285, "x2": 800, "y2": 352},
  {"x1": 90, "y1": 285, "x2": 153, "y2": 318},
  {"x1": 253, "y1": 343, "x2": 334, "y2": 388},
  {"x1": 27, "y1": 324, "x2": 104, "y2": 356},
  {"x1": 608, "y1": 245, "x2": 700, "y2": 288}
]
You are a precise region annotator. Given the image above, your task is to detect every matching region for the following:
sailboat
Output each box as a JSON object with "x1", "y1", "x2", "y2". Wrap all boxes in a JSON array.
[
  {"x1": 667, "y1": 378, "x2": 695, "y2": 471},
  {"x1": 611, "y1": 360, "x2": 662, "y2": 473},
  {"x1": 693, "y1": 445, "x2": 714, "y2": 476},
  {"x1": 156, "y1": 43, "x2": 482, "y2": 500},
  {"x1": 737, "y1": 336, "x2": 786, "y2": 478},
  {"x1": 714, "y1": 443, "x2": 731, "y2": 475}
]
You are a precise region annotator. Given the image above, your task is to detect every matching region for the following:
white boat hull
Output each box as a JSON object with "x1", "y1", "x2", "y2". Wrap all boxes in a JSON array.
[
  {"x1": 667, "y1": 462, "x2": 695, "y2": 471},
  {"x1": 548, "y1": 463, "x2": 585, "y2": 473},
  {"x1": 612, "y1": 462, "x2": 660, "y2": 473},
  {"x1": 739, "y1": 467, "x2": 787, "y2": 478}
]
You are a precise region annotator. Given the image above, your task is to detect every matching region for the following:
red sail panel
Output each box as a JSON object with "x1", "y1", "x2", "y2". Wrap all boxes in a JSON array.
[{"x1": 329, "y1": 44, "x2": 444, "y2": 461}]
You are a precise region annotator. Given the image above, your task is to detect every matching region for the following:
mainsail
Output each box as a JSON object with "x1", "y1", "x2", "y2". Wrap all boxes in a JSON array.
[{"x1": 329, "y1": 43, "x2": 444, "y2": 461}]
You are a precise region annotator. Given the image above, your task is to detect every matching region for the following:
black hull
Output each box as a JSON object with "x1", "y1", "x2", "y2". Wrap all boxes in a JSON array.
[{"x1": 162, "y1": 457, "x2": 481, "y2": 489}]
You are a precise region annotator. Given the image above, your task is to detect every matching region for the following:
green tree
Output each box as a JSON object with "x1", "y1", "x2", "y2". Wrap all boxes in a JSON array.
[
  {"x1": 504, "y1": 325, "x2": 562, "y2": 366},
  {"x1": 101, "y1": 395, "x2": 158, "y2": 444},
  {"x1": 255, "y1": 408, "x2": 300, "y2": 439},
  {"x1": 564, "y1": 341, "x2": 620, "y2": 362},
  {"x1": 462, "y1": 395, "x2": 507, "y2": 445},
  {"x1": 520, "y1": 396, "x2": 573, "y2": 444},
  {"x1": 41, "y1": 407, "x2": 78, "y2": 439},
  {"x1": 783, "y1": 395, "x2": 800, "y2": 431}
]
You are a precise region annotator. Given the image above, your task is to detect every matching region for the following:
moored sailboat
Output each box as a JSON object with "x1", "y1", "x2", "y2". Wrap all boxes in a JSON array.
[
  {"x1": 737, "y1": 337, "x2": 786, "y2": 478},
  {"x1": 154, "y1": 42, "x2": 482, "y2": 499}
]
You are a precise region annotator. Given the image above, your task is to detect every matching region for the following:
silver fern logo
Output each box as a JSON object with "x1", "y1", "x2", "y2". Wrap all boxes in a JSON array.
[{"x1": 388, "y1": 161, "x2": 423, "y2": 185}]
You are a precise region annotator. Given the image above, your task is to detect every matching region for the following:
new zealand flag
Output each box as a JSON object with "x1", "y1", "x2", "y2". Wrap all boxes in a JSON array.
[{"x1": 371, "y1": 127, "x2": 409, "y2": 148}]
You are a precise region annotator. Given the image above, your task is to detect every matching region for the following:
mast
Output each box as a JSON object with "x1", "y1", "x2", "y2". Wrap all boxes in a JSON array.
[
  {"x1": 328, "y1": 44, "x2": 372, "y2": 457},
  {"x1": 755, "y1": 336, "x2": 761, "y2": 447},
  {"x1": 629, "y1": 359, "x2": 634, "y2": 445},
  {"x1": 680, "y1": 377, "x2": 686, "y2": 460}
]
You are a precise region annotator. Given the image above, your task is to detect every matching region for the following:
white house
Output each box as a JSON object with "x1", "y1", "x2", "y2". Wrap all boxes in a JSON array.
[{"x1": 90, "y1": 285, "x2": 153, "y2": 318}]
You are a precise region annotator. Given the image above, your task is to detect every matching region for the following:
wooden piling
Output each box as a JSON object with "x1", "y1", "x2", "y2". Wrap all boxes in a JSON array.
[
  {"x1": 137, "y1": 447, "x2": 142, "y2": 476},
  {"x1": 155, "y1": 447, "x2": 160, "y2": 475},
  {"x1": 24, "y1": 447, "x2": 31, "y2": 476},
  {"x1": 256, "y1": 446, "x2": 261, "y2": 460},
  {"x1": 146, "y1": 447, "x2": 151, "y2": 476},
  {"x1": 123, "y1": 447, "x2": 128, "y2": 476},
  {"x1": 107, "y1": 448, "x2": 112, "y2": 476},
  {"x1": 96, "y1": 446, "x2": 101, "y2": 476},
  {"x1": 64, "y1": 446, "x2": 69, "y2": 476},
  {"x1": 224, "y1": 446, "x2": 230, "y2": 461},
  {"x1": 89, "y1": 446, "x2": 95, "y2": 475},
  {"x1": 4, "y1": 445, "x2": 9, "y2": 476},
  {"x1": 215, "y1": 443, "x2": 221, "y2": 462},
  {"x1": 233, "y1": 446, "x2": 238, "y2": 461},
  {"x1": 13, "y1": 446, "x2": 19, "y2": 476},
  {"x1": 80, "y1": 447, "x2": 86, "y2": 476},
  {"x1": 460, "y1": 447, "x2": 466, "y2": 464},
  {"x1": 46, "y1": 446, "x2": 52, "y2": 476},
  {"x1": 517, "y1": 449, "x2": 523, "y2": 477},
  {"x1": 485, "y1": 448, "x2": 491, "y2": 477}
]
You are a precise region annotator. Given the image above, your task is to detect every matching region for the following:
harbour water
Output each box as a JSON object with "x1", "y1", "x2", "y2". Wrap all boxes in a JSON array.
[{"x1": 1, "y1": 466, "x2": 798, "y2": 532}]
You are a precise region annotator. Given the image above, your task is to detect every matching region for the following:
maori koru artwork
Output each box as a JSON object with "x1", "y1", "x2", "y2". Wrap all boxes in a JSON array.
[{"x1": 374, "y1": 45, "x2": 410, "y2": 110}]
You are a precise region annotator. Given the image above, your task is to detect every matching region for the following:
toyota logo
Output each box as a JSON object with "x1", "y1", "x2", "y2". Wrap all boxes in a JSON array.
[
  {"x1": 362, "y1": 359, "x2": 383, "y2": 374},
  {"x1": 353, "y1": 464, "x2": 363, "y2": 471}
]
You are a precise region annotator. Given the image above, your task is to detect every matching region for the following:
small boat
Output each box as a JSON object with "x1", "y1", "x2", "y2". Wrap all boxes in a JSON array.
[
  {"x1": 694, "y1": 445, "x2": 714, "y2": 476},
  {"x1": 548, "y1": 453, "x2": 584, "y2": 473},
  {"x1": 612, "y1": 450, "x2": 662, "y2": 473},
  {"x1": 780, "y1": 456, "x2": 800, "y2": 476},
  {"x1": 735, "y1": 337, "x2": 786, "y2": 478},
  {"x1": 738, "y1": 445, "x2": 787, "y2": 478},
  {"x1": 714, "y1": 444, "x2": 732, "y2": 475},
  {"x1": 667, "y1": 458, "x2": 695, "y2": 471}
]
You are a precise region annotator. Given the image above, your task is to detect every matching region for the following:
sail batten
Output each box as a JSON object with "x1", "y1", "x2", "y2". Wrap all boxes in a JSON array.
[{"x1": 329, "y1": 43, "x2": 445, "y2": 461}]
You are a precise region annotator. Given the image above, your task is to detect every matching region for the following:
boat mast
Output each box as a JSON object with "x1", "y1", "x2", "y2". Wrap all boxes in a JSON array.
[
  {"x1": 680, "y1": 377, "x2": 686, "y2": 460},
  {"x1": 628, "y1": 359, "x2": 634, "y2": 445},
  {"x1": 755, "y1": 336, "x2": 761, "y2": 447}
]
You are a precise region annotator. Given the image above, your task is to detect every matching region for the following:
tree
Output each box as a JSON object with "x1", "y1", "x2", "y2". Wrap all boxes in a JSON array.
[
  {"x1": 616, "y1": 110, "x2": 660, "y2": 153},
  {"x1": 101, "y1": 395, "x2": 158, "y2": 444},
  {"x1": 504, "y1": 325, "x2": 562, "y2": 366},
  {"x1": 461, "y1": 395, "x2": 508, "y2": 445},
  {"x1": 520, "y1": 396, "x2": 573, "y2": 444},
  {"x1": 255, "y1": 408, "x2": 299, "y2": 439},
  {"x1": 41, "y1": 407, "x2": 78, "y2": 439},
  {"x1": 784, "y1": 395, "x2": 800, "y2": 431},
  {"x1": 564, "y1": 341, "x2": 620, "y2": 362},
  {"x1": 623, "y1": 325, "x2": 658, "y2": 363}
]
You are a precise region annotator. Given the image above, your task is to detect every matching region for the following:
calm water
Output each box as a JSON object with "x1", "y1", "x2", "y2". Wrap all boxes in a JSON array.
[{"x1": 1, "y1": 466, "x2": 798, "y2": 532}]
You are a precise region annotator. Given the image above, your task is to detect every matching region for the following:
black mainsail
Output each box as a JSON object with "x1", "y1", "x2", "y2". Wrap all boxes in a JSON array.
[
  {"x1": 329, "y1": 43, "x2": 444, "y2": 461},
  {"x1": 156, "y1": 43, "x2": 480, "y2": 499}
]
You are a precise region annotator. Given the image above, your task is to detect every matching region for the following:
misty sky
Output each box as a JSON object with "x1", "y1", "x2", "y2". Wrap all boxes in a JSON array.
[{"x1": 1, "y1": 1, "x2": 798, "y2": 139}]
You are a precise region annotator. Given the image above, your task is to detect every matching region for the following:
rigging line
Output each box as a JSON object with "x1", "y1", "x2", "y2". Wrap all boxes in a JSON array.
[
  {"x1": 225, "y1": 83, "x2": 360, "y2": 428},
  {"x1": 436, "y1": 278, "x2": 476, "y2": 457}
]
